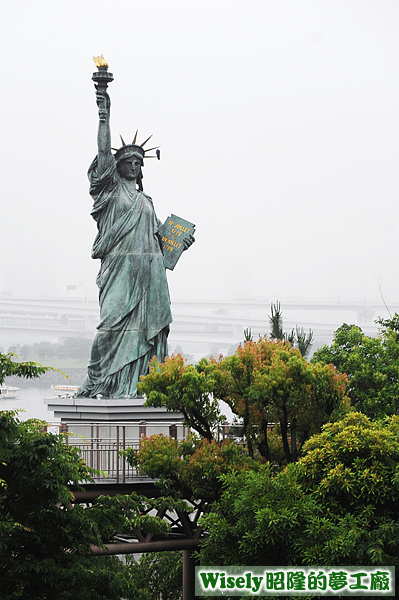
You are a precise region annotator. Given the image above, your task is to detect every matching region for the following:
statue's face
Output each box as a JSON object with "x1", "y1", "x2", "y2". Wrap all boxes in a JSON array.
[{"x1": 118, "y1": 157, "x2": 142, "y2": 181}]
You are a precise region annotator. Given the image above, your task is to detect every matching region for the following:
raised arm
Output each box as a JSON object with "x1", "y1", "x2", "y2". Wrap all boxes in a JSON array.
[{"x1": 96, "y1": 90, "x2": 112, "y2": 176}]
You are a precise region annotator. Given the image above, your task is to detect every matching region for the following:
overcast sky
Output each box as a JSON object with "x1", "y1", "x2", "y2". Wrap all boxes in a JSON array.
[{"x1": 1, "y1": 1, "x2": 399, "y2": 306}]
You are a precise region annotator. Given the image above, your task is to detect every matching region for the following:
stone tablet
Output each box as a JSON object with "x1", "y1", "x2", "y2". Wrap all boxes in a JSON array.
[{"x1": 160, "y1": 214, "x2": 196, "y2": 270}]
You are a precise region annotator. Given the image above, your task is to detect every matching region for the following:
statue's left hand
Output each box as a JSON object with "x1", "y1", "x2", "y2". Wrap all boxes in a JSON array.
[{"x1": 183, "y1": 234, "x2": 195, "y2": 251}]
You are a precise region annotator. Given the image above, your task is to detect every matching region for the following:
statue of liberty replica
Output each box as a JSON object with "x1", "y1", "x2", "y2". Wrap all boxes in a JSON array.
[{"x1": 78, "y1": 57, "x2": 194, "y2": 399}]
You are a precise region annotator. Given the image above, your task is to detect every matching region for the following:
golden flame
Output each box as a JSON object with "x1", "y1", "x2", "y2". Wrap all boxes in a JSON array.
[{"x1": 93, "y1": 55, "x2": 108, "y2": 68}]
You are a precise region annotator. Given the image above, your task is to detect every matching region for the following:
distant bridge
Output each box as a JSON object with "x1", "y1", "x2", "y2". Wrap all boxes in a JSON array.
[{"x1": 0, "y1": 295, "x2": 392, "y2": 355}]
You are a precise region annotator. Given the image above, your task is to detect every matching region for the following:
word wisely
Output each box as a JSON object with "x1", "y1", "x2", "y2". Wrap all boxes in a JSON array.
[
  {"x1": 195, "y1": 567, "x2": 395, "y2": 596},
  {"x1": 200, "y1": 572, "x2": 263, "y2": 593}
]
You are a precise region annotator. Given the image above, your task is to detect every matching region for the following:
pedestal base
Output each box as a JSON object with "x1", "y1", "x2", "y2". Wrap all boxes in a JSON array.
[{"x1": 44, "y1": 395, "x2": 184, "y2": 423}]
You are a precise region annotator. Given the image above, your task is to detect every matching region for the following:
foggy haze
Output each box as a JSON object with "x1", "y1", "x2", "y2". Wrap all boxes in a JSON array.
[{"x1": 1, "y1": 1, "x2": 399, "y2": 312}]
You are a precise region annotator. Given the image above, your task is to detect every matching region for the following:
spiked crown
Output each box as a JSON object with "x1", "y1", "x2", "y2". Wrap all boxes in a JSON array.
[{"x1": 112, "y1": 131, "x2": 160, "y2": 164}]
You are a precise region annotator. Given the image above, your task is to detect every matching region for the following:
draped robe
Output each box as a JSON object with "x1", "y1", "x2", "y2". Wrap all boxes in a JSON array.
[{"x1": 77, "y1": 156, "x2": 172, "y2": 398}]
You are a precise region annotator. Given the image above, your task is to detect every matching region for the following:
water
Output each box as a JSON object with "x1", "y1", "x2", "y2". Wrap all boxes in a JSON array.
[{"x1": 1, "y1": 385, "x2": 60, "y2": 432}]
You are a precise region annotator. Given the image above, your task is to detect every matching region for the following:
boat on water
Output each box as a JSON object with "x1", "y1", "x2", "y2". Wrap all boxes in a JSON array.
[{"x1": 0, "y1": 386, "x2": 19, "y2": 399}]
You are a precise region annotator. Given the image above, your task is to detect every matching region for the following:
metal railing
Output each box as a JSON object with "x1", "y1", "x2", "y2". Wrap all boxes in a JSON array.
[
  {"x1": 73, "y1": 439, "x2": 140, "y2": 483},
  {"x1": 62, "y1": 421, "x2": 233, "y2": 483},
  {"x1": 64, "y1": 422, "x2": 191, "y2": 484}
]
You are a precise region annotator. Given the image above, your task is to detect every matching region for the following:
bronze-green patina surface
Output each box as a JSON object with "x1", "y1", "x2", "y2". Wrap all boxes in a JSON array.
[{"x1": 78, "y1": 59, "x2": 193, "y2": 399}]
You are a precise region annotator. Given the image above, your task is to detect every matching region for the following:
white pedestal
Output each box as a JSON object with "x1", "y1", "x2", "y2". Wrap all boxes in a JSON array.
[{"x1": 44, "y1": 395, "x2": 184, "y2": 423}]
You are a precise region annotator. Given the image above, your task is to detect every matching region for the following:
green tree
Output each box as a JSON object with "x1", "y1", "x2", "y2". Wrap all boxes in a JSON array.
[
  {"x1": 269, "y1": 301, "x2": 314, "y2": 358},
  {"x1": 312, "y1": 320, "x2": 399, "y2": 418},
  {"x1": 0, "y1": 352, "x2": 51, "y2": 385},
  {"x1": 138, "y1": 355, "x2": 226, "y2": 441},
  {"x1": 212, "y1": 337, "x2": 348, "y2": 462},
  {"x1": 139, "y1": 339, "x2": 349, "y2": 463},
  {"x1": 376, "y1": 312, "x2": 399, "y2": 336},
  {"x1": 124, "y1": 434, "x2": 258, "y2": 500},
  {"x1": 0, "y1": 411, "x2": 182, "y2": 599},
  {"x1": 296, "y1": 412, "x2": 399, "y2": 565},
  {"x1": 242, "y1": 327, "x2": 253, "y2": 343},
  {"x1": 125, "y1": 552, "x2": 182, "y2": 600},
  {"x1": 199, "y1": 412, "x2": 399, "y2": 570},
  {"x1": 269, "y1": 301, "x2": 288, "y2": 343},
  {"x1": 199, "y1": 463, "x2": 314, "y2": 567}
]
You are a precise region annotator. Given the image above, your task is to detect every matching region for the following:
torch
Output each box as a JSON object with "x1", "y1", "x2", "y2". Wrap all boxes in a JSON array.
[{"x1": 92, "y1": 55, "x2": 114, "y2": 92}]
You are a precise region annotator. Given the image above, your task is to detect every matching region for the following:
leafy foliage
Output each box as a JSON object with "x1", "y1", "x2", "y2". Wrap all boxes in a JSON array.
[
  {"x1": 375, "y1": 312, "x2": 399, "y2": 336},
  {"x1": 213, "y1": 337, "x2": 349, "y2": 462},
  {"x1": 0, "y1": 352, "x2": 51, "y2": 385},
  {"x1": 138, "y1": 354, "x2": 226, "y2": 440},
  {"x1": 296, "y1": 412, "x2": 399, "y2": 565},
  {"x1": 0, "y1": 411, "x2": 185, "y2": 599},
  {"x1": 298, "y1": 412, "x2": 399, "y2": 517},
  {"x1": 199, "y1": 463, "x2": 314, "y2": 566},
  {"x1": 312, "y1": 321, "x2": 399, "y2": 418},
  {"x1": 123, "y1": 434, "x2": 258, "y2": 500},
  {"x1": 139, "y1": 339, "x2": 348, "y2": 464},
  {"x1": 125, "y1": 552, "x2": 182, "y2": 600},
  {"x1": 242, "y1": 327, "x2": 253, "y2": 343},
  {"x1": 269, "y1": 301, "x2": 286, "y2": 343},
  {"x1": 269, "y1": 301, "x2": 314, "y2": 358},
  {"x1": 199, "y1": 413, "x2": 399, "y2": 569}
]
